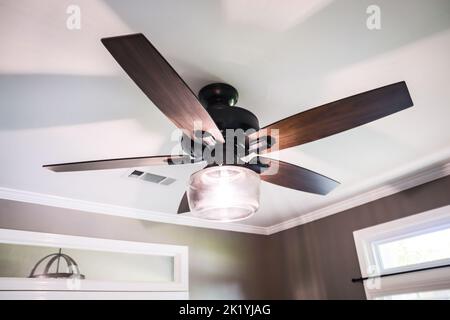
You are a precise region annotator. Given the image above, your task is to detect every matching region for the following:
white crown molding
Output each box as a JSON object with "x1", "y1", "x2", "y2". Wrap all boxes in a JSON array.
[
  {"x1": 265, "y1": 161, "x2": 450, "y2": 235},
  {"x1": 0, "y1": 187, "x2": 268, "y2": 235},
  {"x1": 0, "y1": 160, "x2": 449, "y2": 236}
]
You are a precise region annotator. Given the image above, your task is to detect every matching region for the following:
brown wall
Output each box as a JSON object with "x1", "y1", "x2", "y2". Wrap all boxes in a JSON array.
[
  {"x1": 267, "y1": 175, "x2": 450, "y2": 299},
  {"x1": 0, "y1": 175, "x2": 449, "y2": 299},
  {"x1": 0, "y1": 199, "x2": 274, "y2": 299}
]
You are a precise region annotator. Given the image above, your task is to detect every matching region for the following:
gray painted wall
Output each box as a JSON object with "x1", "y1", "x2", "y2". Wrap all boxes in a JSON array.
[
  {"x1": 267, "y1": 175, "x2": 450, "y2": 299},
  {"x1": 0, "y1": 175, "x2": 449, "y2": 299}
]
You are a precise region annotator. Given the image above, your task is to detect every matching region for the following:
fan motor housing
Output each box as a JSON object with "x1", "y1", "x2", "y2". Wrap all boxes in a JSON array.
[
  {"x1": 198, "y1": 83, "x2": 260, "y2": 132},
  {"x1": 181, "y1": 83, "x2": 266, "y2": 166}
]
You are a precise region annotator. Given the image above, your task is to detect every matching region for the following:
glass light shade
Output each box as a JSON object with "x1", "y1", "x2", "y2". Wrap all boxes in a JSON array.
[{"x1": 187, "y1": 166, "x2": 260, "y2": 222}]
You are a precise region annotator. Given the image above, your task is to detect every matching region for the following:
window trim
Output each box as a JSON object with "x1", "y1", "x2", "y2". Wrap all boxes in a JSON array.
[
  {"x1": 0, "y1": 228, "x2": 188, "y2": 299},
  {"x1": 353, "y1": 205, "x2": 450, "y2": 300}
]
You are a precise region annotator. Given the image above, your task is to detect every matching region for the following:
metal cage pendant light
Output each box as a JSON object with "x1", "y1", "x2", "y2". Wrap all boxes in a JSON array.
[{"x1": 29, "y1": 248, "x2": 85, "y2": 279}]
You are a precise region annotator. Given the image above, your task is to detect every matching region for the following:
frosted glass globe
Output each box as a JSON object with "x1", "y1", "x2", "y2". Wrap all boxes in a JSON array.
[{"x1": 187, "y1": 166, "x2": 260, "y2": 222}]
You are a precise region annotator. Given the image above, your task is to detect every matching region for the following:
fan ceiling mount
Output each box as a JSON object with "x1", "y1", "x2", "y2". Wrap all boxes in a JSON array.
[{"x1": 43, "y1": 33, "x2": 414, "y2": 222}]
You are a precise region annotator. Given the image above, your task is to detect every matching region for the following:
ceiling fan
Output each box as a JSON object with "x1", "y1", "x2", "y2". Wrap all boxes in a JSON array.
[{"x1": 43, "y1": 33, "x2": 413, "y2": 222}]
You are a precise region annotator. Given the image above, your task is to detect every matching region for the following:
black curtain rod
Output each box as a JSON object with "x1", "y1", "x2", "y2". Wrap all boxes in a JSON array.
[{"x1": 352, "y1": 263, "x2": 450, "y2": 283}]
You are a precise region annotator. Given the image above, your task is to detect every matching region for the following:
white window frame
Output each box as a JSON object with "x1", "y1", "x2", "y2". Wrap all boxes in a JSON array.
[
  {"x1": 353, "y1": 205, "x2": 450, "y2": 300},
  {"x1": 0, "y1": 228, "x2": 188, "y2": 300}
]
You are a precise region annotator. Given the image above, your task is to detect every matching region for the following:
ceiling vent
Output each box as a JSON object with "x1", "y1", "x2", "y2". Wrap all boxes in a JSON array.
[{"x1": 128, "y1": 170, "x2": 176, "y2": 186}]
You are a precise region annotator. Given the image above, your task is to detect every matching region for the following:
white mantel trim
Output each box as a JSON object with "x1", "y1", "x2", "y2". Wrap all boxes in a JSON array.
[
  {"x1": 0, "y1": 187, "x2": 268, "y2": 235},
  {"x1": 266, "y1": 161, "x2": 450, "y2": 235},
  {"x1": 1, "y1": 161, "x2": 449, "y2": 236}
]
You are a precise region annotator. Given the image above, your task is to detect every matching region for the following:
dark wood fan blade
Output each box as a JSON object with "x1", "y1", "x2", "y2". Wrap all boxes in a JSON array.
[
  {"x1": 250, "y1": 81, "x2": 413, "y2": 153},
  {"x1": 101, "y1": 33, "x2": 224, "y2": 143},
  {"x1": 177, "y1": 192, "x2": 190, "y2": 214},
  {"x1": 258, "y1": 157, "x2": 339, "y2": 195},
  {"x1": 43, "y1": 155, "x2": 191, "y2": 172}
]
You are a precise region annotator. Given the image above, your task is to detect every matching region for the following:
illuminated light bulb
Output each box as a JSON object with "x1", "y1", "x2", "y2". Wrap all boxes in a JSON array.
[{"x1": 187, "y1": 166, "x2": 260, "y2": 222}]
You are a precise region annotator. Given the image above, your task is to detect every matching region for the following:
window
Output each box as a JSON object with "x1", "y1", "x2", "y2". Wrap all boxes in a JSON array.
[
  {"x1": 375, "y1": 289, "x2": 450, "y2": 300},
  {"x1": 0, "y1": 229, "x2": 188, "y2": 299},
  {"x1": 0, "y1": 243, "x2": 174, "y2": 282},
  {"x1": 353, "y1": 205, "x2": 450, "y2": 300},
  {"x1": 375, "y1": 225, "x2": 450, "y2": 271}
]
